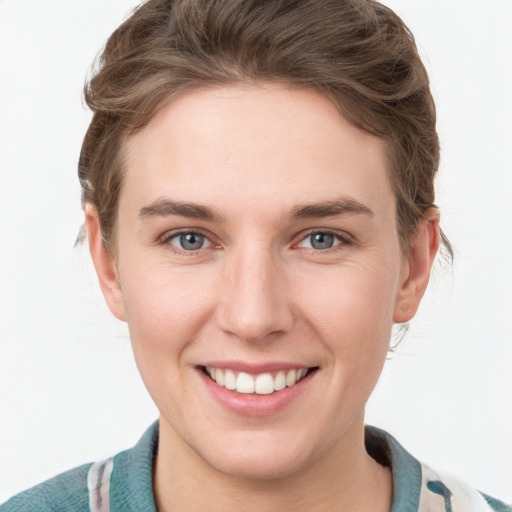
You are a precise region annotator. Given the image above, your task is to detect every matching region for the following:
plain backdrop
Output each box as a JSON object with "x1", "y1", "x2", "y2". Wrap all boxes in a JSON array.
[{"x1": 0, "y1": 0, "x2": 511, "y2": 503}]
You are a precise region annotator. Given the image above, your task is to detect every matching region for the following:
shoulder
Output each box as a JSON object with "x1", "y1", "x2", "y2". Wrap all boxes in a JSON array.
[
  {"x1": 418, "y1": 464, "x2": 512, "y2": 512},
  {"x1": 365, "y1": 426, "x2": 511, "y2": 512},
  {"x1": 1, "y1": 422, "x2": 159, "y2": 512},
  {"x1": 1, "y1": 463, "x2": 91, "y2": 512}
]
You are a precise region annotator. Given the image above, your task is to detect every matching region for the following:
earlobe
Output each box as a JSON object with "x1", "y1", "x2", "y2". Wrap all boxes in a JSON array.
[
  {"x1": 84, "y1": 203, "x2": 126, "y2": 322},
  {"x1": 393, "y1": 208, "x2": 441, "y2": 324}
]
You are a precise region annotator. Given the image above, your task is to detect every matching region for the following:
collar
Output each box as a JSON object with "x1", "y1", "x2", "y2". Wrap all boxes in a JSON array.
[
  {"x1": 111, "y1": 422, "x2": 422, "y2": 512},
  {"x1": 365, "y1": 426, "x2": 423, "y2": 512},
  {"x1": 110, "y1": 421, "x2": 159, "y2": 512}
]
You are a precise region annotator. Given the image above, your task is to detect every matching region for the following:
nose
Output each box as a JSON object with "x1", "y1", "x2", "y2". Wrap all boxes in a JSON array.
[{"x1": 216, "y1": 245, "x2": 293, "y2": 344}]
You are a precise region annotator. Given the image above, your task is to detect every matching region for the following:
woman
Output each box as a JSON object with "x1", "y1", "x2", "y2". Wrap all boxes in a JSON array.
[{"x1": 2, "y1": 0, "x2": 510, "y2": 510}]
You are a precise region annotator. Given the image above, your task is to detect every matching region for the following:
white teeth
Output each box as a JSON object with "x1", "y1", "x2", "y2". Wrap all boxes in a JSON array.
[
  {"x1": 255, "y1": 373, "x2": 274, "y2": 395},
  {"x1": 274, "y1": 371, "x2": 286, "y2": 391},
  {"x1": 236, "y1": 372, "x2": 255, "y2": 394},
  {"x1": 205, "y1": 366, "x2": 310, "y2": 394},
  {"x1": 215, "y1": 370, "x2": 225, "y2": 387},
  {"x1": 286, "y1": 369, "x2": 297, "y2": 387},
  {"x1": 224, "y1": 370, "x2": 237, "y2": 390}
]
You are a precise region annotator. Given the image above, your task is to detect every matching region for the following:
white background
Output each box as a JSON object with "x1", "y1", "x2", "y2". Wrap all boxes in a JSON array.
[{"x1": 0, "y1": 0, "x2": 511, "y2": 504}]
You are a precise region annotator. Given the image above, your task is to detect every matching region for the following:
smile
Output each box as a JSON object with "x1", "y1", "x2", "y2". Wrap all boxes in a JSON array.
[{"x1": 203, "y1": 366, "x2": 311, "y2": 395}]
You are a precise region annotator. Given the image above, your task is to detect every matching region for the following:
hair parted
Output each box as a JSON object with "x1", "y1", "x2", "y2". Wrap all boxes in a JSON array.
[{"x1": 79, "y1": 0, "x2": 452, "y2": 256}]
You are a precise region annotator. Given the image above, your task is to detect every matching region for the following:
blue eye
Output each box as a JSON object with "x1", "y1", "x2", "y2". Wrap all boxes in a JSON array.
[
  {"x1": 170, "y1": 232, "x2": 211, "y2": 251},
  {"x1": 299, "y1": 232, "x2": 343, "y2": 250}
]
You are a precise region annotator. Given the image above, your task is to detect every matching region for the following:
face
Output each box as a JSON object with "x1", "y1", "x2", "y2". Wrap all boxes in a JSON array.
[{"x1": 92, "y1": 85, "x2": 424, "y2": 479}]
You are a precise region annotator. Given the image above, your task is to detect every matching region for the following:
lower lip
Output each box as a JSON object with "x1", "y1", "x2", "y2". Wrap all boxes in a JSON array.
[{"x1": 198, "y1": 369, "x2": 315, "y2": 416}]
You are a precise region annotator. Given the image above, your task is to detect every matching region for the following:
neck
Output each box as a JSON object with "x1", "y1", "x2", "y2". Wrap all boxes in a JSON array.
[{"x1": 154, "y1": 414, "x2": 392, "y2": 512}]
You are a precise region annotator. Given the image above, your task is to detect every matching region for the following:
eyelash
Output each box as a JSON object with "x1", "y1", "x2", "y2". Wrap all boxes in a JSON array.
[
  {"x1": 157, "y1": 229, "x2": 352, "y2": 254},
  {"x1": 297, "y1": 229, "x2": 351, "y2": 248}
]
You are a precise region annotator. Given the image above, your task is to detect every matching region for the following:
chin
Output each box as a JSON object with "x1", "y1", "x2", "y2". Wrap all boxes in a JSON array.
[
  {"x1": 210, "y1": 450, "x2": 309, "y2": 481},
  {"x1": 197, "y1": 430, "x2": 321, "y2": 481}
]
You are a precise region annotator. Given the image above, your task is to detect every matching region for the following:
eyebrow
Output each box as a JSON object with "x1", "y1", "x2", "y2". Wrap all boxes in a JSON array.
[
  {"x1": 139, "y1": 199, "x2": 223, "y2": 222},
  {"x1": 289, "y1": 198, "x2": 374, "y2": 220},
  {"x1": 139, "y1": 197, "x2": 374, "y2": 222}
]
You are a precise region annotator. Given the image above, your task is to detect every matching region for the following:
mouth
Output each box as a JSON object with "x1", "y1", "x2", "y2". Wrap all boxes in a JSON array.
[{"x1": 200, "y1": 366, "x2": 317, "y2": 395}]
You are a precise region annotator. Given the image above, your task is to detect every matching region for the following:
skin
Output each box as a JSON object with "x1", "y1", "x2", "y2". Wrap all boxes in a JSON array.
[{"x1": 86, "y1": 84, "x2": 439, "y2": 511}]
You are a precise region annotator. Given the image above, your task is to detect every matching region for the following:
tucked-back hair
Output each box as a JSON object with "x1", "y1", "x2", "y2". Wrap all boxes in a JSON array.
[{"x1": 79, "y1": 0, "x2": 450, "y2": 254}]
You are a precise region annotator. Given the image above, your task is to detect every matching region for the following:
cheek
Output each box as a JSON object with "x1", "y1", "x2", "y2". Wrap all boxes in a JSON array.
[
  {"x1": 119, "y1": 260, "x2": 217, "y2": 353},
  {"x1": 292, "y1": 259, "x2": 399, "y2": 406},
  {"x1": 118, "y1": 264, "x2": 219, "y2": 415},
  {"x1": 282, "y1": 262, "x2": 399, "y2": 450},
  {"x1": 297, "y1": 260, "x2": 399, "y2": 343}
]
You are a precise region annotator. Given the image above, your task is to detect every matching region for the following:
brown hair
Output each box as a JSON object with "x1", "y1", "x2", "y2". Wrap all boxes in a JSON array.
[{"x1": 79, "y1": 0, "x2": 451, "y2": 256}]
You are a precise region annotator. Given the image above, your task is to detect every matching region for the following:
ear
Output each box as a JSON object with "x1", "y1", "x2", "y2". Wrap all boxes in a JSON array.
[
  {"x1": 85, "y1": 203, "x2": 126, "y2": 322},
  {"x1": 393, "y1": 208, "x2": 441, "y2": 323}
]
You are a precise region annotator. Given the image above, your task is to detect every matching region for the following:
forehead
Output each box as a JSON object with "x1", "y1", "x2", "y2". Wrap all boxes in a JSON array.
[{"x1": 121, "y1": 84, "x2": 393, "y2": 219}]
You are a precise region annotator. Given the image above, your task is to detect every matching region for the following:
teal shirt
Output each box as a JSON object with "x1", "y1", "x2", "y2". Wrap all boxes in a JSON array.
[{"x1": 3, "y1": 423, "x2": 510, "y2": 512}]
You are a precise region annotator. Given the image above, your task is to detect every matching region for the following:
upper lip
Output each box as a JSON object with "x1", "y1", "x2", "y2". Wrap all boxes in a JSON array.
[{"x1": 199, "y1": 361, "x2": 315, "y2": 373}]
